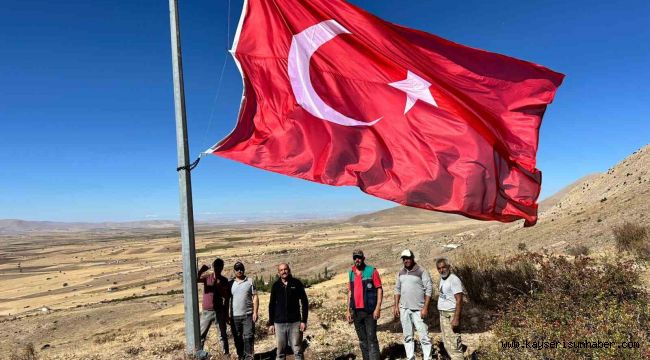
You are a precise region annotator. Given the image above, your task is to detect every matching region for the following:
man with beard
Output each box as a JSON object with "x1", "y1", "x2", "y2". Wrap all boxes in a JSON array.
[
  {"x1": 394, "y1": 249, "x2": 433, "y2": 360},
  {"x1": 268, "y1": 263, "x2": 309, "y2": 359},
  {"x1": 346, "y1": 249, "x2": 383, "y2": 360},
  {"x1": 436, "y1": 258, "x2": 464, "y2": 360}
]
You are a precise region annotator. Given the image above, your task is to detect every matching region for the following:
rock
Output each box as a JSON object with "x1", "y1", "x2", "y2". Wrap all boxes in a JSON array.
[
  {"x1": 41, "y1": 344, "x2": 50, "y2": 350},
  {"x1": 443, "y1": 244, "x2": 462, "y2": 250},
  {"x1": 41, "y1": 306, "x2": 51, "y2": 314}
]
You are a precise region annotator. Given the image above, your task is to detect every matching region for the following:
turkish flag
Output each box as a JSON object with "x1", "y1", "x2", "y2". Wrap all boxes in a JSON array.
[{"x1": 209, "y1": 0, "x2": 564, "y2": 226}]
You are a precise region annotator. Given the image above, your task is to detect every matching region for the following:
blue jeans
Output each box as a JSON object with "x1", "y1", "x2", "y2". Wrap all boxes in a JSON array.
[{"x1": 275, "y1": 322, "x2": 303, "y2": 359}]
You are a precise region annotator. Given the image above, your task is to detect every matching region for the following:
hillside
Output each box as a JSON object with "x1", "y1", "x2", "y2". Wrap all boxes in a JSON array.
[
  {"x1": 347, "y1": 205, "x2": 468, "y2": 226},
  {"x1": 538, "y1": 173, "x2": 600, "y2": 212},
  {"x1": 463, "y1": 144, "x2": 650, "y2": 254}
]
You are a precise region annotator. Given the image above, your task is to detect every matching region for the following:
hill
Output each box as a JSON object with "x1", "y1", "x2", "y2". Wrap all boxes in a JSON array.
[
  {"x1": 464, "y1": 144, "x2": 650, "y2": 254},
  {"x1": 347, "y1": 205, "x2": 468, "y2": 226}
]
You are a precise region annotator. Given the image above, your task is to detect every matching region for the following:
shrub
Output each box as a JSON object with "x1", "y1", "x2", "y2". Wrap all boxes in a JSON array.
[
  {"x1": 613, "y1": 222, "x2": 649, "y2": 259},
  {"x1": 477, "y1": 254, "x2": 650, "y2": 360},
  {"x1": 517, "y1": 242, "x2": 527, "y2": 251},
  {"x1": 453, "y1": 251, "x2": 538, "y2": 309},
  {"x1": 151, "y1": 340, "x2": 184, "y2": 355},
  {"x1": 93, "y1": 332, "x2": 117, "y2": 344},
  {"x1": 254, "y1": 314, "x2": 270, "y2": 340},
  {"x1": 566, "y1": 244, "x2": 590, "y2": 256},
  {"x1": 124, "y1": 345, "x2": 144, "y2": 355},
  {"x1": 317, "y1": 303, "x2": 348, "y2": 324},
  {"x1": 9, "y1": 343, "x2": 37, "y2": 360}
]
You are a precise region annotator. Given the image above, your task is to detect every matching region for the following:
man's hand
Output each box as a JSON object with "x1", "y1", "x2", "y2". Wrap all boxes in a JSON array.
[
  {"x1": 300, "y1": 322, "x2": 307, "y2": 332},
  {"x1": 393, "y1": 307, "x2": 400, "y2": 319},
  {"x1": 268, "y1": 325, "x2": 275, "y2": 335},
  {"x1": 346, "y1": 310, "x2": 353, "y2": 323},
  {"x1": 451, "y1": 317, "x2": 460, "y2": 328},
  {"x1": 373, "y1": 308, "x2": 381, "y2": 320},
  {"x1": 252, "y1": 312, "x2": 258, "y2": 323},
  {"x1": 420, "y1": 307, "x2": 428, "y2": 319},
  {"x1": 199, "y1": 264, "x2": 209, "y2": 272}
]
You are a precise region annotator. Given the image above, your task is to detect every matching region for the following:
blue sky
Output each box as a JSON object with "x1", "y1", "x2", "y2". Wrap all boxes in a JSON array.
[{"x1": 1, "y1": 0, "x2": 648, "y2": 222}]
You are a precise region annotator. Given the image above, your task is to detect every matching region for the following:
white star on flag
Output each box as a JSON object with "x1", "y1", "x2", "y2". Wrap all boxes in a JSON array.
[{"x1": 388, "y1": 70, "x2": 438, "y2": 114}]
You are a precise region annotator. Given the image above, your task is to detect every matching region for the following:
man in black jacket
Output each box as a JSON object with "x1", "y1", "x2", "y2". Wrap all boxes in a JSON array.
[{"x1": 267, "y1": 263, "x2": 309, "y2": 359}]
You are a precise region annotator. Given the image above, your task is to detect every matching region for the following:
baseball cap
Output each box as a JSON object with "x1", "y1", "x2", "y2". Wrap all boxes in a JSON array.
[
  {"x1": 234, "y1": 261, "x2": 245, "y2": 271},
  {"x1": 400, "y1": 249, "x2": 414, "y2": 258},
  {"x1": 352, "y1": 249, "x2": 364, "y2": 258}
]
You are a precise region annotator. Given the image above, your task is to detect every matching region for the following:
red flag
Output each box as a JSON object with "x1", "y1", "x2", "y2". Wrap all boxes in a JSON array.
[{"x1": 209, "y1": 0, "x2": 564, "y2": 226}]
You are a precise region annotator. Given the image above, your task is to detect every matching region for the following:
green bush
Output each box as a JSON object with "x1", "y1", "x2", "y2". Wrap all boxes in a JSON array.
[
  {"x1": 477, "y1": 254, "x2": 650, "y2": 360},
  {"x1": 453, "y1": 252, "x2": 538, "y2": 309}
]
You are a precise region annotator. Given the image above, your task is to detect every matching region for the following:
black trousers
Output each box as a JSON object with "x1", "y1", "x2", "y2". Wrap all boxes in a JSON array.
[{"x1": 353, "y1": 310, "x2": 380, "y2": 360}]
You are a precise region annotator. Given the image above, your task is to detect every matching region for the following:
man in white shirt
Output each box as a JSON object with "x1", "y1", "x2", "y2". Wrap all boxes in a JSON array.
[{"x1": 436, "y1": 258, "x2": 464, "y2": 360}]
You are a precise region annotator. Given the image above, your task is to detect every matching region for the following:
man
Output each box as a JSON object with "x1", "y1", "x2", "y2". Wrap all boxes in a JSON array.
[
  {"x1": 436, "y1": 258, "x2": 464, "y2": 360},
  {"x1": 268, "y1": 263, "x2": 309, "y2": 359},
  {"x1": 197, "y1": 258, "x2": 230, "y2": 356},
  {"x1": 229, "y1": 261, "x2": 259, "y2": 360},
  {"x1": 346, "y1": 249, "x2": 383, "y2": 360},
  {"x1": 394, "y1": 249, "x2": 433, "y2": 360}
]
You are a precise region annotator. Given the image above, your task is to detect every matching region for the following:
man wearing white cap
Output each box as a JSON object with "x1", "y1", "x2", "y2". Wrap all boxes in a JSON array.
[{"x1": 394, "y1": 249, "x2": 433, "y2": 360}]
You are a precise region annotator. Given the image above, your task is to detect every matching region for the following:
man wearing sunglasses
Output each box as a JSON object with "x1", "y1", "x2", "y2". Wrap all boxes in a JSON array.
[
  {"x1": 229, "y1": 261, "x2": 258, "y2": 360},
  {"x1": 346, "y1": 249, "x2": 383, "y2": 360},
  {"x1": 394, "y1": 249, "x2": 433, "y2": 360}
]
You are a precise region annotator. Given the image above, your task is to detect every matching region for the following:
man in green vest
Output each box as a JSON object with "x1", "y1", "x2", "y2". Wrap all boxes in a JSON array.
[{"x1": 346, "y1": 249, "x2": 383, "y2": 360}]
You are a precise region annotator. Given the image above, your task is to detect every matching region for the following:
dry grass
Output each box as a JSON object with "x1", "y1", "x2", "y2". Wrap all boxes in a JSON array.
[
  {"x1": 9, "y1": 343, "x2": 37, "y2": 360},
  {"x1": 614, "y1": 222, "x2": 649, "y2": 259}
]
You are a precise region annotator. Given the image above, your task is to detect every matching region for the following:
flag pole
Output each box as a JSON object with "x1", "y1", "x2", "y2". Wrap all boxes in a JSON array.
[{"x1": 167, "y1": 0, "x2": 201, "y2": 355}]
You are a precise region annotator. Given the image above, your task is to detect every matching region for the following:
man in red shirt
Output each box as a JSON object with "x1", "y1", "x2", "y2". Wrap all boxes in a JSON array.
[
  {"x1": 197, "y1": 258, "x2": 230, "y2": 356},
  {"x1": 346, "y1": 249, "x2": 383, "y2": 360}
]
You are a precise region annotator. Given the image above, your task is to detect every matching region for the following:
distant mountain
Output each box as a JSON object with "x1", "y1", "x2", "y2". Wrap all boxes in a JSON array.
[
  {"x1": 347, "y1": 204, "x2": 470, "y2": 226},
  {"x1": 0, "y1": 219, "x2": 178, "y2": 235}
]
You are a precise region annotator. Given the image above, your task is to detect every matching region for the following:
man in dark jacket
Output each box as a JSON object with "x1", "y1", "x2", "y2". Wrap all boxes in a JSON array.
[{"x1": 267, "y1": 263, "x2": 309, "y2": 360}]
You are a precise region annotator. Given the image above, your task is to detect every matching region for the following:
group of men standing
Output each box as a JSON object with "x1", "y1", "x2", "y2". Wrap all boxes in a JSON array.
[
  {"x1": 347, "y1": 249, "x2": 465, "y2": 360},
  {"x1": 197, "y1": 259, "x2": 308, "y2": 360},
  {"x1": 197, "y1": 249, "x2": 464, "y2": 360}
]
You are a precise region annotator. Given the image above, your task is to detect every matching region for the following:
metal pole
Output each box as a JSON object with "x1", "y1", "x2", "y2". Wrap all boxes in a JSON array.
[{"x1": 167, "y1": 0, "x2": 201, "y2": 355}]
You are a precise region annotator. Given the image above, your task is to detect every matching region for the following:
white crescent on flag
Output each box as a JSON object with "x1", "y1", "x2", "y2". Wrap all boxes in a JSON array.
[{"x1": 287, "y1": 20, "x2": 382, "y2": 127}]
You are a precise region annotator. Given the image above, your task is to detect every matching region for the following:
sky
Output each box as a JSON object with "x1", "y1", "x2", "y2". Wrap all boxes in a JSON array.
[{"x1": 1, "y1": 0, "x2": 649, "y2": 222}]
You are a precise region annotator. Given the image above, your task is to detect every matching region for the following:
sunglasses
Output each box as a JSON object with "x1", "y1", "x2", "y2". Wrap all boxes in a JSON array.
[
  {"x1": 234, "y1": 267, "x2": 245, "y2": 272},
  {"x1": 353, "y1": 255, "x2": 363, "y2": 260}
]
